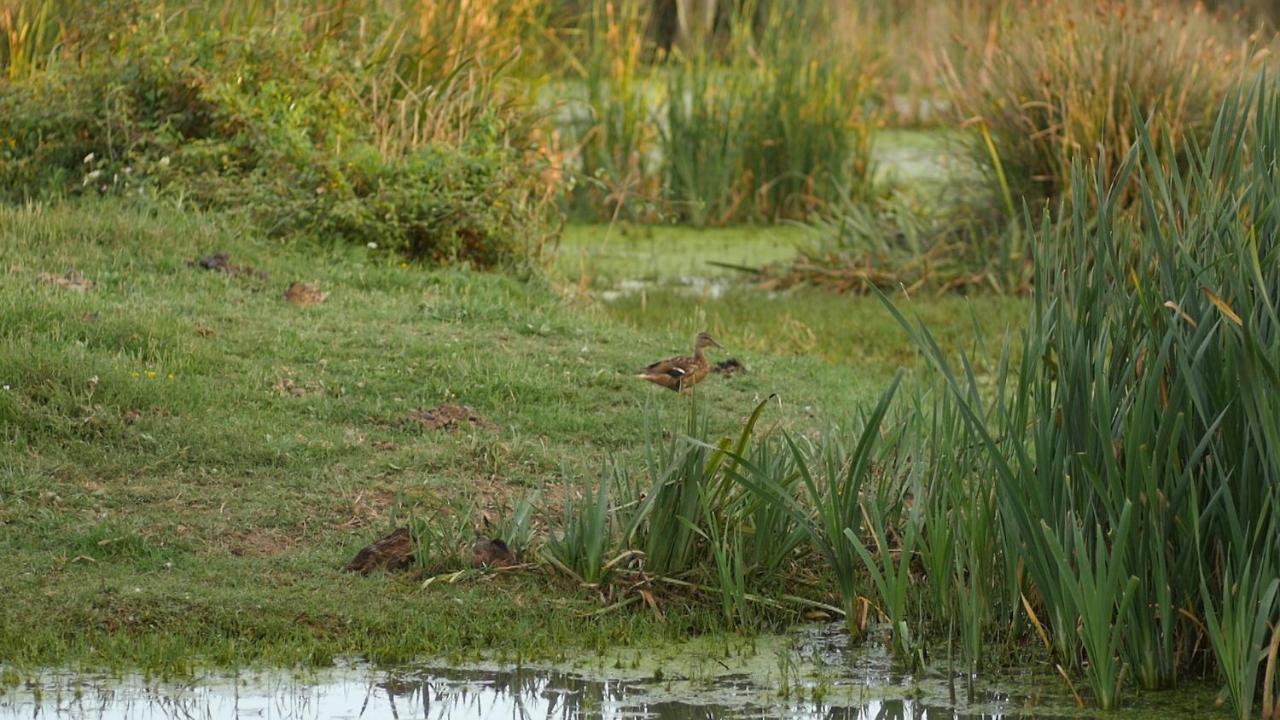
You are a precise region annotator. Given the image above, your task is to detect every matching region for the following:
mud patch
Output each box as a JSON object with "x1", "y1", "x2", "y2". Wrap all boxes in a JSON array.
[
  {"x1": 404, "y1": 404, "x2": 496, "y2": 432},
  {"x1": 332, "y1": 488, "x2": 398, "y2": 531},
  {"x1": 37, "y1": 270, "x2": 94, "y2": 291},
  {"x1": 271, "y1": 369, "x2": 323, "y2": 398},
  {"x1": 229, "y1": 528, "x2": 299, "y2": 558}
]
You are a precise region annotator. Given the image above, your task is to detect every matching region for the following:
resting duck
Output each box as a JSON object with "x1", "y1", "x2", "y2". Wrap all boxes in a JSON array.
[{"x1": 637, "y1": 332, "x2": 724, "y2": 394}]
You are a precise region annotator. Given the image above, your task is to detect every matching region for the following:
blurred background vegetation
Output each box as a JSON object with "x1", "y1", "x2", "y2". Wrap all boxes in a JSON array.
[{"x1": 2, "y1": 0, "x2": 1272, "y2": 282}]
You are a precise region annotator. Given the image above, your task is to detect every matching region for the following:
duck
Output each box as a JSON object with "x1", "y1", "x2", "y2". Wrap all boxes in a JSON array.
[{"x1": 637, "y1": 332, "x2": 724, "y2": 394}]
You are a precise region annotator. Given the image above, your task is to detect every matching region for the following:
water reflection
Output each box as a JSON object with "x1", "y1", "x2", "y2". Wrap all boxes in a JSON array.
[{"x1": 1, "y1": 665, "x2": 1029, "y2": 720}]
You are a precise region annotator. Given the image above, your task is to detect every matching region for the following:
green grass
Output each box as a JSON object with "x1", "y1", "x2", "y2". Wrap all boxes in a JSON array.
[
  {"x1": 603, "y1": 286, "x2": 1024, "y2": 374},
  {"x1": 555, "y1": 223, "x2": 805, "y2": 284},
  {"x1": 559, "y1": 223, "x2": 1026, "y2": 376},
  {"x1": 0, "y1": 200, "x2": 1025, "y2": 672}
]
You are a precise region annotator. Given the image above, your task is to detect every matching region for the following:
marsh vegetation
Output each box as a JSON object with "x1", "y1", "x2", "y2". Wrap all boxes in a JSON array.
[{"x1": 2, "y1": 1, "x2": 1279, "y2": 718}]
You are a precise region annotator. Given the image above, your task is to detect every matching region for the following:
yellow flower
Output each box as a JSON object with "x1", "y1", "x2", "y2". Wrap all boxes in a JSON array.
[
  {"x1": 167, "y1": 373, "x2": 175, "y2": 381},
  {"x1": 400, "y1": 262, "x2": 409, "y2": 269},
  {"x1": 145, "y1": 370, "x2": 157, "y2": 379},
  {"x1": 130, "y1": 371, "x2": 139, "y2": 378}
]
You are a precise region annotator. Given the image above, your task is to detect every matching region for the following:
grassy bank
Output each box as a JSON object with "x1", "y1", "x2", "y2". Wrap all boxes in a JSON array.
[{"x1": 0, "y1": 200, "x2": 1023, "y2": 672}]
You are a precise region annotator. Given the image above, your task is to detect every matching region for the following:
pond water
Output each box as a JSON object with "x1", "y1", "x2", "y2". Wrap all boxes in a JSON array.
[
  {"x1": 0, "y1": 624, "x2": 1221, "y2": 720},
  {"x1": 0, "y1": 667, "x2": 1015, "y2": 719}
]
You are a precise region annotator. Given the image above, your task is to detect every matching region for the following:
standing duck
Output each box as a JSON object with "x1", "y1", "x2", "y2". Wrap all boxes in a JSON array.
[{"x1": 637, "y1": 332, "x2": 724, "y2": 394}]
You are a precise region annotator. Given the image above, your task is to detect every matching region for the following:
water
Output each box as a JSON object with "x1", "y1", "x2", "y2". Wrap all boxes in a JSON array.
[
  {"x1": 0, "y1": 667, "x2": 1021, "y2": 720},
  {"x1": 0, "y1": 626, "x2": 1221, "y2": 719}
]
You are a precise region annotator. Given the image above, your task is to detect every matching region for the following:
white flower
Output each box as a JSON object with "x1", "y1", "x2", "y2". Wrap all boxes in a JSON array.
[
  {"x1": 2, "y1": 385, "x2": 9, "y2": 391},
  {"x1": 366, "y1": 242, "x2": 378, "y2": 249},
  {"x1": 83, "y1": 152, "x2": 95, "y2": 164},
  {"x1": 159, "y1": 156, "x2": 170, "y2": 166}
]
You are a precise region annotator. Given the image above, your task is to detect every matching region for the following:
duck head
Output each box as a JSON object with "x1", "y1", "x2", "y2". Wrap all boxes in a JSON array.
[{"x1": 695, "y1": 332, "x2": 724, "y2": 351}]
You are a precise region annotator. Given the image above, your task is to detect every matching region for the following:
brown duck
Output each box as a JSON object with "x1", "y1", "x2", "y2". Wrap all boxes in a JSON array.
[{"x1": 637, "y1": 332, "x2": 724, "y2": 394}]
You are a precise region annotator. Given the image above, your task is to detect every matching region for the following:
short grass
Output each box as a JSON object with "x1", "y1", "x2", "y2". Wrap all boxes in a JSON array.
[
  {"x1": 0, "y1": 201, "x2": 1025, "y2": 673},
  {"x1": 602, "y1": 286, "x2": 1025, "y2": 376},
  {"x1": 555, "y1": 223, "x2": 806, "y2": 287}
]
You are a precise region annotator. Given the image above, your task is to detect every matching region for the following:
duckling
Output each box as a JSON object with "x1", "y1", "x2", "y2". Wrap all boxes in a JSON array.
[{"x1": 637, "y1": 332, "x2": 724, "y2": 394}]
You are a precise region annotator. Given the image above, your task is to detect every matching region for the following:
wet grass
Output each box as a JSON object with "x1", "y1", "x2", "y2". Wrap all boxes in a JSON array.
[{"x1": 0, "y1": 200, "x2": 1025, "y2": 672}]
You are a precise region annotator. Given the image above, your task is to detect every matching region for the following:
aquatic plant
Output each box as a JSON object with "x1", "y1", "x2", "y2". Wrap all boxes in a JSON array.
[
  {"x1": 725, "y1": 376, "x2": 904, "y2": 636},
  {"x1": 562, "y1": 0, "x2": 877, "y2": 224},
  {"x1": 887, "y1": 78, "x2": 1280, "y2": 714},
  {"x1": 846, "y1": 494, "x2": 923, "y2": 667},
  {"x1": 542, "y1": 466, "x2": 616, "y2": 585}
]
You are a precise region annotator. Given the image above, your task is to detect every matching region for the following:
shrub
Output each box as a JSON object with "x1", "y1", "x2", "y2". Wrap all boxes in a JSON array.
[{"x1": 0, "y1": 15, "x2": 558, "y2": 269}]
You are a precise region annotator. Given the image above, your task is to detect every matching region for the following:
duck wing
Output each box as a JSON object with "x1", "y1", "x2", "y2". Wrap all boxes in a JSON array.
[
  {"x1": 642, "y1": 355, "x2": 694, "y2": 377},
  {"x1": 638, "y1": 355, "x2": 696, "y2": 390}
]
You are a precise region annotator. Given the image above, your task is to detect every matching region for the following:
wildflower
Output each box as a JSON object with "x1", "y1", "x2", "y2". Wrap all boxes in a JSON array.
[
  {"x1": 159, "y1": 156, "x2": 170, "y2": 166},
  {"x1": 130, "y1": 372, "x2": 140, "y2": 379},
  {"x1": 145, "y1": 370, "x2": 157, "y2": 379},
  {"x1": 83, "y1": 152, "x2": 95, "y2": 164},
  {"x1": 167, "y1": 373, "x2": 175, "y2": 381},
  {"x1": 399, "y1": 262, "x2": 409, "y2": 269},
  {"x1": 2, "y1": 384, "x2": 9, "y2": 391},
  {"x1": 367, "y1": 242, "x2": 378, "y2": 249}
]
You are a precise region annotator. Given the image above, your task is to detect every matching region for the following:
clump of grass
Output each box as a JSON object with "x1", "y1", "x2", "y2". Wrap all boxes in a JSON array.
[
  {"x1": 560, "y1": 0, "x2": 877, "y2": 225},
  {"x1": 543, "y1": 466, "x2": 618, "y2": 586},
  {"x1": 946, "y1": 0, "x2": 1268, "y2": 210},
  {"x1": 545, "y1": 397, "x2": 872, "y2": 630},
  {"x1": 662, "y1": 2, "x2": 878, "y2": 224},
  {"x1": 562, "y1": 0, "x2": 661, "y2": 222},
  {"x1": 770, "y1": 191, "x2": 1024, "y2": 296}
]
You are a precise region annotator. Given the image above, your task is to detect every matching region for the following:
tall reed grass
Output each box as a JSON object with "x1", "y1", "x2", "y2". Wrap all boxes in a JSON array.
[
  {"x1": 887, "y1": 80, "x2": 1280, "y2": 714},
  {"x1": 946, "y1": 0, "x2": 1266, "y2": 211},
  {"x1": 561, "y1": 0, "x2": 878, "y2": 225}
]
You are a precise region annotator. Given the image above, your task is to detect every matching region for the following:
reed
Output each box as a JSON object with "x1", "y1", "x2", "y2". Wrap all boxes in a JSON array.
[
  {"x1": 556, "y1": 0, "x2": 878, "y2": 224},
  {"x1": 945, "y1": 0, "x2": 1265, "y2": 211},
  {"x1": 885, "y1": 78, "x2": 1280, "y2": 714},
  {"x1": 561, "y1": 0, "x2": 659, "y2": 221},
  {"x1": 542, "y1": 466, "x2": 616, "y2": 585},
  {"x1": 724, "y1": 376, "x2": 904, "y2": 635}
]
